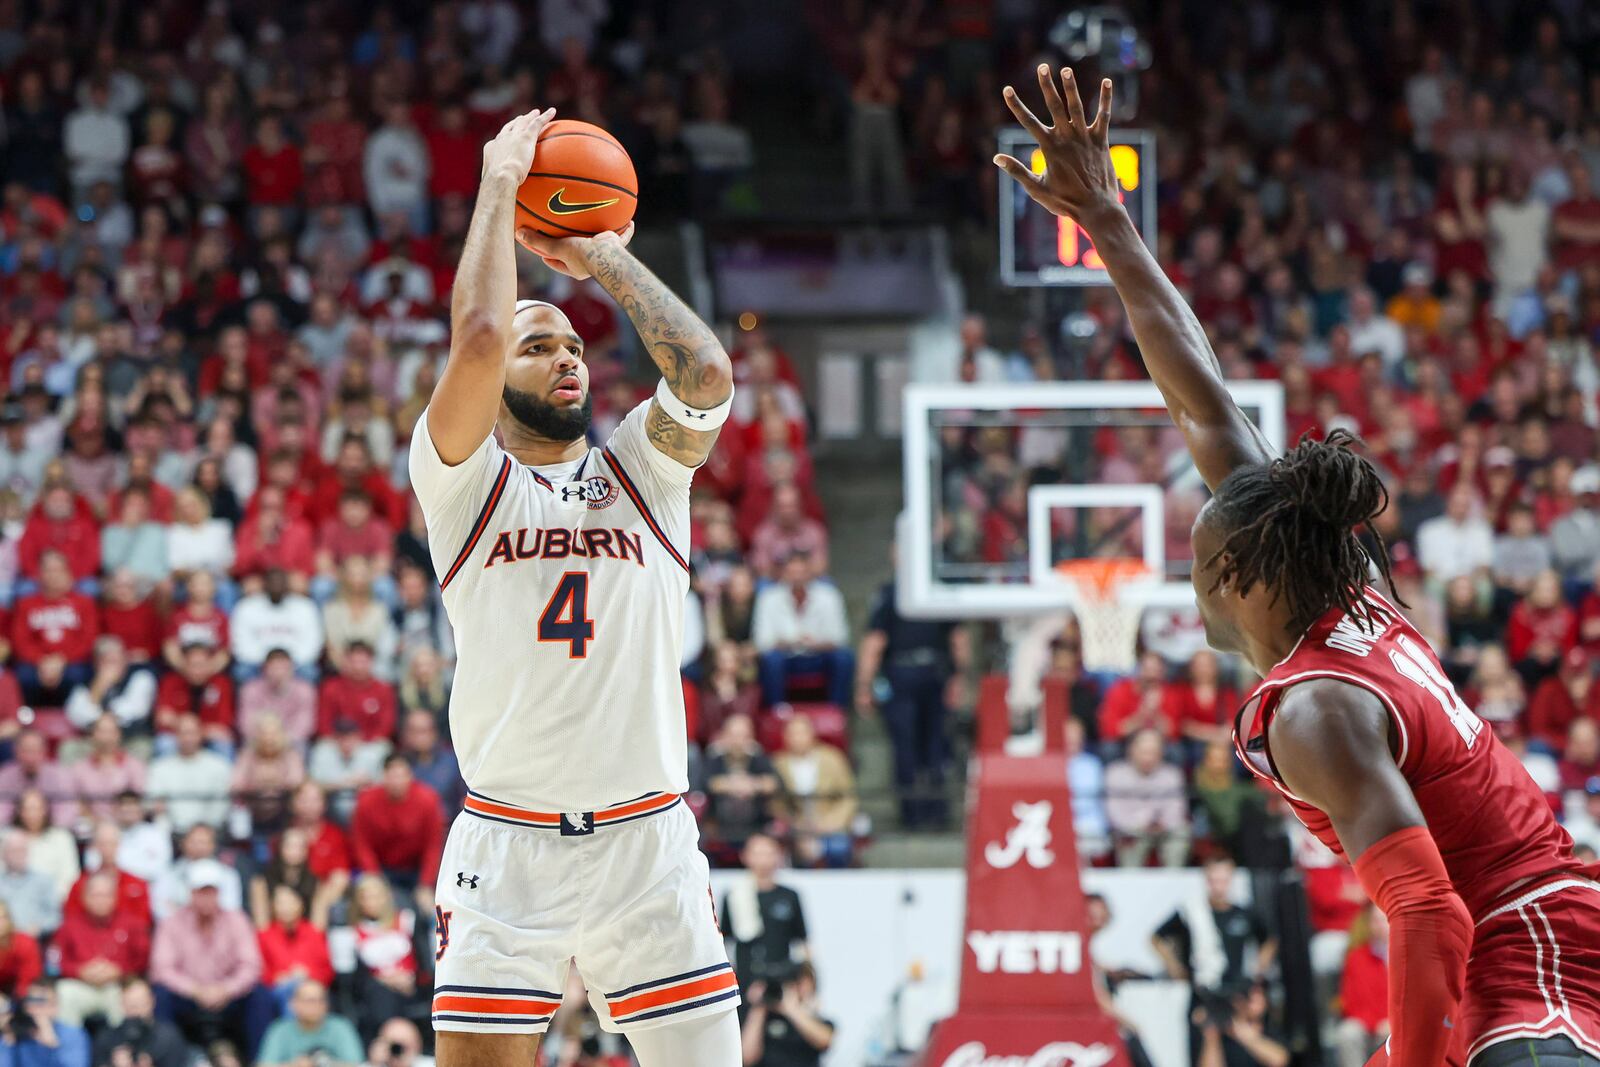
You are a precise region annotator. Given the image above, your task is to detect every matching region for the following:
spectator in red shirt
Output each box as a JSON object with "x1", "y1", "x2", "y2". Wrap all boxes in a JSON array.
[
  {"x1": 1552, "y1": 159, "x2": 1600, "y2": 273},
  {"x1": 154, "y1": 644, "x2": 237, "y2": 753},
  {"x1": 1506, "y1": 569, "x2": 1579, "y2": 685},
  {"x1": 64, "y1": 821, "x2": 153, "y2": 932},
  {"x1": 1170, "y1": 649, "x2": 1240, "y2": 754},
  {"x1": 100, "y1": 570, "x2": 163, "y2": 663},
  {"x1": 302, "y1": 96, "x2": 366, "y2": 206},
  {"x1": 286, "y1": 784, "x2": 350, "y2": 901},
  {"x1": 1559, "y1": 718, "x2": 1600, "y2": 794},
  {"x1": 310, "y1": 436, "x2": 404, "y2": 530},
  {"x1": 1579, "y1": 560, "x2": 1600, "y2": 658},
  {"x1": 241, "y1": 114, "x2": 304, "y2": 208},
  {"x1": 1335, "y1": 903, "x2": 1390, "y2": 1067},
  {"x1": 422, "y1": 101, "x2": 479, "y2": 200},
  {"x1": 12, "y1": 549, "x2": 99, "y2": 706},
  {"x1": 0, "y1": 900, "x2": 41, "y2": 1001},
  {"x1": 161, "y1": 570, "x2": 231, "y2": 676},
  {"x1": 748, "y1": 484, "x2": 829, "y2": 580},
  {"x1": 17, "y1": 485, "x2": 100, "y2": 585},
  {"x1": 349, "y1": 755, "x2": 442, "y2": 902},
  {"x1": 257, "y1": 883, "x2": 333, "y2": 1005},
  {"x1": 233, "y1": 485, "x2": 317, "y2": 594},
  {"x1": 313, "y1": 491, "x2": 395, "y2": 602},
  {"x1": 54, "y1": 870, "x2": 152, "y2": 1026},
  {"x1": 1097, "y1": 651, "x2": 1180, "y2": 749},
  {"x1": 317, "y1": 643, "x2": 395, "y2": 742}
]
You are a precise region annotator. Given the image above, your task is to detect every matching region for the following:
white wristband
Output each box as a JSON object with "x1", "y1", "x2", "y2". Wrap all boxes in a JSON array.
[{"x1": 655, "y1": 377, "x2": 734, "y2": 430}]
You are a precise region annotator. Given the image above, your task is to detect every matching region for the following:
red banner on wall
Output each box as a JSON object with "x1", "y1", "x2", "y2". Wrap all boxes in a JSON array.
[{"x1": 921, "y1": 754, "x2": 1128, "y2": 1067}]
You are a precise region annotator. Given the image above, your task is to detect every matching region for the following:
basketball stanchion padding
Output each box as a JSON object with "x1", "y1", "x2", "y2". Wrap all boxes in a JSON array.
[{"x1": 920, "y1": 752, "x2": 1129, "y2": 1066}]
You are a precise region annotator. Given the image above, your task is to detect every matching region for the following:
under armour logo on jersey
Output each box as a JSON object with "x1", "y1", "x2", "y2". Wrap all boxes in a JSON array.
[
  {"x1": 561, "y1": 811, "x2": 594, "y2": 836},
  {"x1": 456, "y1": 872, "x2": 480, "y2": 889},
  {"x1": 557, "y1": 476, "x2": 619, "y2": 510}
]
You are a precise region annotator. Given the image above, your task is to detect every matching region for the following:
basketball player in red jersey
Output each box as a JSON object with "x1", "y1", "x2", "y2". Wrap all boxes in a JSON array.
[{"x1": 997, "y1": 67, "x2": 1600, "y2": 1067}]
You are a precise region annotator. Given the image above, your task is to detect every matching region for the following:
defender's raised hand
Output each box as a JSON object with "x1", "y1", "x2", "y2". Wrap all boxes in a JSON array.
[
  {"x1": 481, "y1": 106, "x2": 557, "y2": 184},
  {"x1": 994, "y1": 66, "x2": 1120, "y2": 227}
]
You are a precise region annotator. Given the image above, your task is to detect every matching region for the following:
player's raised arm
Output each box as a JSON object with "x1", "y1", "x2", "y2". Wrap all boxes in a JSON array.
[
  {"x1": 428, "y1": 107, "x2": 558, "y2": 466},
  {"x1": 518, "y1": 231, "x2": 734, "y2": 469},
  {"x1": 1269, "y1": 680, "x2": 1472, "y2": 1067},
  {"x1": 995, "y1": 68, "x2": 1274, "y2": 490}
]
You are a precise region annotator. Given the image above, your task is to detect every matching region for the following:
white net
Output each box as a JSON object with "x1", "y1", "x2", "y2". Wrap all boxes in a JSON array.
[{"x1": 1059, "y1": 559, "x2": 1151, "y2": 673}]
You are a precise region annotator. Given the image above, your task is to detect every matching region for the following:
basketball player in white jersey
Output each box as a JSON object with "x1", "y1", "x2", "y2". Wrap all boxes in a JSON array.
[{"x1": 412, "y1": 108, "x2": 741, "y2": 1066}]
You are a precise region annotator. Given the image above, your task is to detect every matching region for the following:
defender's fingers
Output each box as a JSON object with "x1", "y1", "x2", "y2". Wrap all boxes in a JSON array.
[
  {"x1": 1002, "y1": 85, "x2": 1049, "y2": 140},
  {"x1": 993, "y1": 154, "x2": 1044, "y2": 191},
  {"x1": 1095, "y1": 78, "x2": 1114, "y2": 139},
  {"x1": 1036, "y1": 64, "x2": 1069, "y2": 127},
  {"x1": 1062, "y1": 68, "x2": 1089, "y2": 129}
]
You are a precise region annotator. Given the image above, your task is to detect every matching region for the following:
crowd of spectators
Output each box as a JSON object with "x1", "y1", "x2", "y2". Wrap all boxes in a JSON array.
[{"x1": 0, "y1": 1, "x2": 866, "y2": 1065}]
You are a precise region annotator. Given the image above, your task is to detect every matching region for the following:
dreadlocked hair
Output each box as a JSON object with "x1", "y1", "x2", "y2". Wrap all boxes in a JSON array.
[{"x1": 1205, "y1": 428, "x2": 1407, "y2": 634}]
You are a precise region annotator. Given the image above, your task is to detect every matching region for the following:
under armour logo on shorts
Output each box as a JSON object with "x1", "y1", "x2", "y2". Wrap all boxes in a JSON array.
[
  {"x1": 456, "y1": 872, "x2": 480, "y2": 889},
  {"x1": 561, "y1": 812, "x2": 594, "y2": 836}
]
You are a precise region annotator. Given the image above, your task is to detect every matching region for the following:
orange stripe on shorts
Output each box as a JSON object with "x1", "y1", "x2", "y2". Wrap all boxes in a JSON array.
[{"x1": 609, "y1": 970, "x2": 738, "y2": 1017}]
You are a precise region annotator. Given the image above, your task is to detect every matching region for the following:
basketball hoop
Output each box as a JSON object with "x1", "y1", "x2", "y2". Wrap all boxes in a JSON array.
[{"x1": 1055, "y1": 557, "x2": 1152, "y2": 673}]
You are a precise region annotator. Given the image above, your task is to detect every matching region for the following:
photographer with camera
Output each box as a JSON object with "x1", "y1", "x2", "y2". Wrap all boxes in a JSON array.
[
  {"x1": 1193, "y1": 982, "x2": 1288, "y2": 1067},
  {"x1": 0, "y1": 980, "x2": 90, "y2": 1067},
  {"x1": 90, "y1": 980, "x2": 186, "y2": 1067},
  {"x1": 739, "y1": 963, "x2": 833, "y2": 1067},
  {"x1": 362, "y1": 1019, "x2": 431, "y2": 1067}
]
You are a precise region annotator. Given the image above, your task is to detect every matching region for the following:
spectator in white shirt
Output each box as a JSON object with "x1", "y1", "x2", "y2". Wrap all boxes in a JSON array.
[
  {"x1": 1486, "y1": 169, "x2": 1551, "y2": 318},
  {"x1": 150, "y1": 823, "x2": 244, "y2": 920},
  {"x1": 539, "y1": 0, "x2": 609, "y2": 53},
  {"x1": 1416, "y1": 483, "x2": 1494, "y2": 588},
  {"x1": 63, "y1": 80, "x2": 130, "y2": 197},
  {"x1": 362, "y1": 103, "x2": 429, "y2": 232},
  {"x1": 231, "y1": 569, "x2": 324, "y2": 680},
  {"x1": 104, "y1": 792, "x2": 174, "y2": 885},
  {"x1": 1344, "y1": 287, "x2": 1405, "y2": 370},
  {"x1": 753, "y1": 554, "x2": 853, "y2": 707},
  {"x1": 166, "y1": 488, "x2": 236, "y2": 581},
  {"x1": 145, "y1": 714, "x2": 234, "y2": 834}
]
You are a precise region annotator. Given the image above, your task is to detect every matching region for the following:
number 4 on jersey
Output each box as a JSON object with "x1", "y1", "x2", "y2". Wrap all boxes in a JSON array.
[{"x1": 538, "y1": 572, "x2": 595, "y2": 658}]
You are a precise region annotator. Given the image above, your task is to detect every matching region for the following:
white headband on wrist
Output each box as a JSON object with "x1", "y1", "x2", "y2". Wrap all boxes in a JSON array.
[{"x1": 655, "y1": 378, "x2": 734, "y2": 431}]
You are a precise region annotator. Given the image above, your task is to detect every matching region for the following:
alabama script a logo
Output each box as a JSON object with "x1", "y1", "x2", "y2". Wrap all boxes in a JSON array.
[{"x1": 983, "y1": 800, "x2": 1055, "y2": 870}]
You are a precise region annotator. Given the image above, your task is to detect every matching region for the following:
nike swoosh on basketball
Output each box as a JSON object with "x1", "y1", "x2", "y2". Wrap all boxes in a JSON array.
[{"x1": 546, "y1": 188, "x2": 621, "y2": 215}]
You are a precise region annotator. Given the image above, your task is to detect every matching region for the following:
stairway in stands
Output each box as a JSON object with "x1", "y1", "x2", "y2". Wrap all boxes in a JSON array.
[{"x1": 812, "y1": 451, "x2": 967, "y2": 868}]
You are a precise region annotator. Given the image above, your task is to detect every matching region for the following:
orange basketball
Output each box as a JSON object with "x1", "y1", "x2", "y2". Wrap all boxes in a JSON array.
[{"x1": 516, "y1": 120, "x2": 638, "y2": 239}]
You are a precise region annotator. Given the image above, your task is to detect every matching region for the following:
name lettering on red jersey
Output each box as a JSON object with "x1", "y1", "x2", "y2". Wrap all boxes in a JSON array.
[{"x1": 1325, "y1": 605, "x2": 1393, "y2": 656}]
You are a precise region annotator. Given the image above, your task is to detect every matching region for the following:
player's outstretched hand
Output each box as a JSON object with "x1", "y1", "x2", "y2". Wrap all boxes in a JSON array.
[
  {"x1": 482, "y1": 106, "x2": 557, "y2": 185},
  {"x1": 516, "y1": 222, "x2": 637, "y2": 279},
  {"x1": 994, "y1": 66, "x2": 1121, "y2": 227}
]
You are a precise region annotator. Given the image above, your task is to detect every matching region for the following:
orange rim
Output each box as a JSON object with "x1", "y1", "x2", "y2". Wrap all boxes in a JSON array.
[{"x1": 1053, "y1": 557, "x2": 1151, "y2": 601}]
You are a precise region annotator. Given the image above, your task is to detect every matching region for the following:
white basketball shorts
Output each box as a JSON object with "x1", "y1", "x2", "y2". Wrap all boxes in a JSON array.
[{"x1": 430, "y1": 790, "x2": 739, "y2": 1035}]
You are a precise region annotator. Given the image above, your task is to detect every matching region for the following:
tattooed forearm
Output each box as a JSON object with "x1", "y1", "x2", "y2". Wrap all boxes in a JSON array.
[
  {"x1": 582, "y1": 238, "x2": 733, "y2": 409},
  {"x1": 644, "y1": 401, "x2": 707, "y2": 466}
]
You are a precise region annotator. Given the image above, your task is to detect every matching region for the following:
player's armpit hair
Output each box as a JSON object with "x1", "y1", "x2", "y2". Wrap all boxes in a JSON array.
[{"x1": 1205, "y1": 428, "x2": 1406, "y2": 633}]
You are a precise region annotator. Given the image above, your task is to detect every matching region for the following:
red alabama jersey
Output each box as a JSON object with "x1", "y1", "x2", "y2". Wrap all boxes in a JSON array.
[{"x1": 1233, "y1": 588, "x2": 1590, "y2": 921}]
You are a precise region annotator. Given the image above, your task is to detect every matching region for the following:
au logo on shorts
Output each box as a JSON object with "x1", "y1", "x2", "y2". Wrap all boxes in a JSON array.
[{"x1": 561, "y1": 811, "x2": 595, "y2": 836}]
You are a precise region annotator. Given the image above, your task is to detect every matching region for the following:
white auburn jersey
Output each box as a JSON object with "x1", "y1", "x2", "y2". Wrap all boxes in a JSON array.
[{"x1": 408, "y1": 399, "x2": 692, "y2": 812}]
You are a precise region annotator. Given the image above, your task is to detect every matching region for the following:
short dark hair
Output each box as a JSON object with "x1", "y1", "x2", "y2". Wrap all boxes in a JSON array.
[{"x1": 1205, "y1": 430, "x2": 1405, "y2": 634}]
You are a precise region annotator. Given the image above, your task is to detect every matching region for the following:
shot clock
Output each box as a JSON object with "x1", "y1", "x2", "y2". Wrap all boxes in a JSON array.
[{"x1": 998, "y1": 128, "x2": 1157, "y2": 287}]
